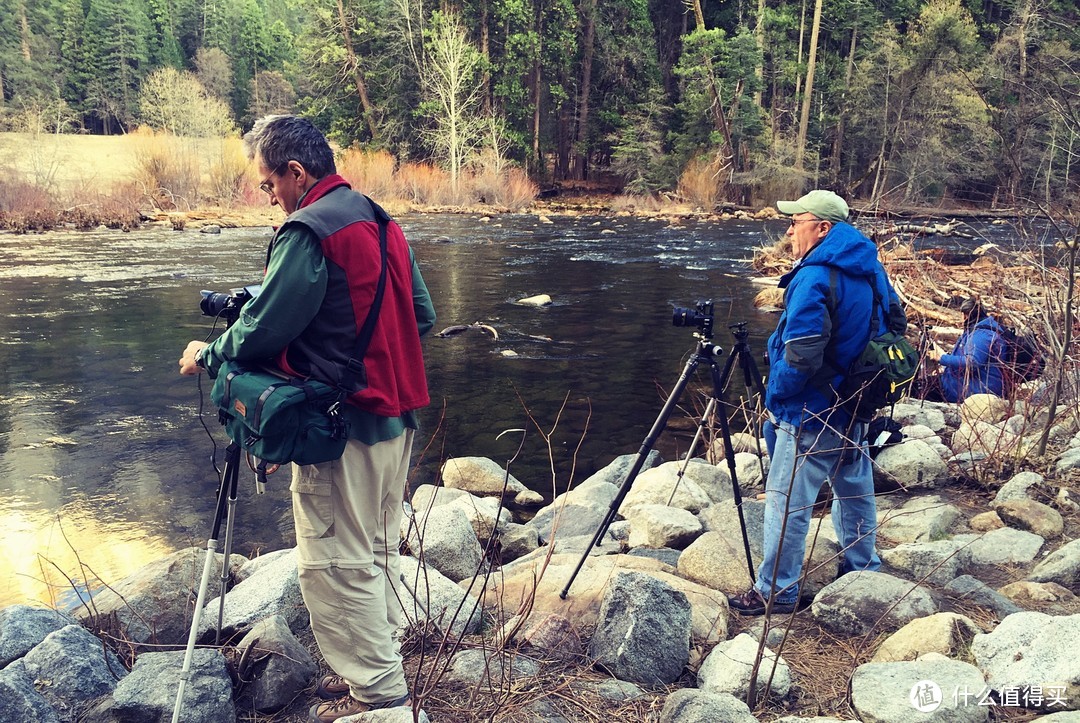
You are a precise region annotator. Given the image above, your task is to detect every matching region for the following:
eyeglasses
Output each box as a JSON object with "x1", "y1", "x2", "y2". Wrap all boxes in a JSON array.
[
  {"x1": 258, "y1": 162, "x2": 289, "y2": 195},
  {"x1": 789, "y1": 217, "x2": 823, "y2": 228}
]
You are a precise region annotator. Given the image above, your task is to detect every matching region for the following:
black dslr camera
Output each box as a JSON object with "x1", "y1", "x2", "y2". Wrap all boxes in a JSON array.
[
  {"x1": 672, "y1": 299, "x2": 714, "y2": 337},
  {"x1": 200, "y1": 285, "x2": 262, "y2": 324}
]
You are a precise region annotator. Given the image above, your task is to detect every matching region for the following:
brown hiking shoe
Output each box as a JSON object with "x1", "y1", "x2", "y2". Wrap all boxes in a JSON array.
[
  {"x1": 315, "y1": 674, "x2": 350, "y2": 700},
  {"x1": 308, "y1": 694, "x2": 411, "y2": 723}
]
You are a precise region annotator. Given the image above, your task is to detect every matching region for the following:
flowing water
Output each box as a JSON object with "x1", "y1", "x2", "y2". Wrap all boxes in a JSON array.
[{"x1": 0, "y1": 212, "x2": 1021, "y2": 609}]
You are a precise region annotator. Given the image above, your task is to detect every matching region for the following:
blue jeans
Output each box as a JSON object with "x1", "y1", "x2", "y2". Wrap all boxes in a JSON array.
[{"x1": 755, "y1": 419, "x2": 880, "y2": 605}]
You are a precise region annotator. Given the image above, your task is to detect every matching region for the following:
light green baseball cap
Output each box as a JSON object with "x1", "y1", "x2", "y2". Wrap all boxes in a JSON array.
[{"x1": 776, "y1": 189, "x2": 849, "y2": 222}]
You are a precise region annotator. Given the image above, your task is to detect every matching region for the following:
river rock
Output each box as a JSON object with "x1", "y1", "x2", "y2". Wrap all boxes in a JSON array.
[
  {"x1": 408, "y1": 489, "x2": 511, "y2": 542},
  {"x1": 891, "y1": 401, "x2": 948, "y2": 432},
  {"x1": 498, "y1": 523, "x2": 540, "y2": 562},
  {"x1": 0, "y1": 605, "x2": 77, "y2": 667},
  {"x1": 733, "y1": 452, "x2": 768, "y2": 487},
  {"x1": 677, "y1": 460, "x2": 734, "y2": 504},
  {"x1": 200, "y1": 546, "x2": 306, "y2": 640},
  {"x1": 960, "y1": 393, "x2": 1012, "y2": 423},
  {"x1": 871, "y1": 612, "x2": 981, "y2": 662},
  {"x1": 84, "y1": 546, "x2": 248, "y2": 646},
  {"x1": 697, "y1": 497, "x2": 765, "y2": 557},
  {"x1": 1056, "y1": 446, "x2": 1080, "y2": 474},
  {"x1": 971, "y1": 611, "x2": 1080, "y2": 710},
  {"x1": 878, "y1": 495, "x2": 961, "y2": 544},
  {"x1": 965, "y1": 527, "x2": 1044, "y2": 565},
  {"x1": 659, "y1": 688, "x2": 758, "y2": 723},
  {"x1": 236, "y1": 614, "x2": 316, "y2": 713},
  {"x1": 487, "y1": 553, "x2": 728, "y2": 643},
  {"x1": 440, "y1": 456, "x2": 530, "y2": 499},
  {"x1": 620, "y1": 462, "x2": 714, "y2": 514},
  {"x1": 880, "y1": 537, "x2": 971, "y2": 585},
  {"x1": 993, "y1": 498, "x2": 1064, "y2": 539},
  {"x1": 994, "y1": 471, "x2": 1043, "y2": 504},
  {"x1": 21, "y1": 624, "x2": 127, "y2": 719},
  {"x1": 697, "y1": 632, "x2": 791, "y2": 700},
  {"x1": 235, "y1": 548, "x2": 294, "y2": 584},
  {"x1": 398, "y1": 554, "x2": 482, "y2": 638},
  {"x1": 517, "y1": 294, "x2": 552, "y2": 306},
  {"x1": 626, "y1": 504, "x2": 703, "y2": 548},
  {"x1": 678, "y1": 526, "x2": 838, "y2": 598},
  {"x1": 851, "y1": 659, "x2": 989, "y2": 722},
  {"x1": 873, "y1": 439, "x2": 949, "y2": 489},
  {"x1": 999, "y1": 581, "x2": 1078, "y2": 613},
  {"x1": 811, "y1": 571, "x2": 937, "y2": 636},
  {"x1": 629, "y1": 546, "x2": 683, "y2": 567},
  {"x1": 110, "y1": 649, "x2": 233, "y2": 723},
  {"x1": 525, "y1": 502, "x2": 609, "y2": 545},
  {"x1": 969, "y1": 511, "x2": 1004, "y2": 532},
  {"x1": 588, "y1": 571, "x2": 691, "y2": 685},
  {"x1": 580, "y1": 451, "x2": 663, "y2": 488},
  {"x1": 444, "y1": 648, "x2": 540, "y2": 686},
  {"x1": 406, "y1": 504, "x2": 484, "y2": 582},
  {"x1": 944, "y1": 575, "x2": 1023, "y2": 619},
  {"x1": 952, "y1": 420, "x2": 1018, "y2": 456},
  {"x1": 520, "y1": 613, "x2": 584, "y2": 659},
  {"x1": 1028, "y1": 538, "x2": 1080, "y2": 589},
  {"x1": 0, "y1": 662, "x2": 59, "y2": 723}
]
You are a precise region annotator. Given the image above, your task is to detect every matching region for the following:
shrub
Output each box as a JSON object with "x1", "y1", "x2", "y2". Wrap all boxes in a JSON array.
[
  {"x1": 676, "y1": 155, "x2": 722, "y2": 210},
  {"x1": 205, "y1": 139, "x2": 248, "y2": 206},
  {"x1": 394, "y1": 162, "x2": 452, "y2": 206},
  {"x1": 338, "y1": 147, "x2": 396, "y2": 200},
  {"x1": 0, "y1": 171, "x2": 54, "y2": 213},
  {"x1": 131, "y1": 129, "x2": 201, "y2": 210}
]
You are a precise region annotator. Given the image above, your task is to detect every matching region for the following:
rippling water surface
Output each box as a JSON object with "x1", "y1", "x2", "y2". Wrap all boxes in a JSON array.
[{"x1": 0, "y1": 212, "x2": 1024, "y2": 608}]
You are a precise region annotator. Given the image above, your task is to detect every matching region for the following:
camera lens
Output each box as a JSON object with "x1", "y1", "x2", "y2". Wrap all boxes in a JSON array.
[{"x1": 200, "y1": 290, "x2": 234, "y2": 318}]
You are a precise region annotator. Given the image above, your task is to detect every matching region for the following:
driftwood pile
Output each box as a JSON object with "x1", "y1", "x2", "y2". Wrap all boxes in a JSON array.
[{"x1": 751, "y1": 223, "x2": 1064, "y2": 339}]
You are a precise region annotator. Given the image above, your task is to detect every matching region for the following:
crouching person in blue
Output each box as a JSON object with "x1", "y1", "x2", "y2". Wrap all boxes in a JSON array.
[
  {"x1": 729, "y1": 190, "x2": 906, "y2": 616},
  {"x1": 926, "y1": 297, "x2": 1007, "y2": 402}
]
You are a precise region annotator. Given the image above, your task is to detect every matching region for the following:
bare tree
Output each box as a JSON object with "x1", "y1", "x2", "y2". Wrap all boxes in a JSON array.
[{"x1": 420, "y1": 11, "x2": 484, "y2": 197}]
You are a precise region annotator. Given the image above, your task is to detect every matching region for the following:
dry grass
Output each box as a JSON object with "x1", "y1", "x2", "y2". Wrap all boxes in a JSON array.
[
  {"x1": 676, "y1": 156, "x2": 722, "y2": 210},
  {"x1": 338, "y1": 147, "x2": 397, "y2": 200}
]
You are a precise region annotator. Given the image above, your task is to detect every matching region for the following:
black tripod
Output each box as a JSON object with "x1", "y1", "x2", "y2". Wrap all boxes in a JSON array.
[
  {"x1": 560, "y1": 320, "x2": 768, "y2": 600},
  {"x1": 172, "y1": 441, "x2": 246, "y2": 722}
]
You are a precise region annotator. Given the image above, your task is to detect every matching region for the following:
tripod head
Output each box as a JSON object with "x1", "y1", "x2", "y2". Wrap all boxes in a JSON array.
[{"x1": 729, "y1": 321, "x2": 750, "y2": 342}]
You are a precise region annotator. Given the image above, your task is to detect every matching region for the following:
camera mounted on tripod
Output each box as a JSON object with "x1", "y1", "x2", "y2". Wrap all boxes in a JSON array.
[
  {"x1": 672, "y1": 299, "x2": 714, "y2": 338},
  {"x1": 200, "y1": 285, "x2": 262, "y2": 325}
]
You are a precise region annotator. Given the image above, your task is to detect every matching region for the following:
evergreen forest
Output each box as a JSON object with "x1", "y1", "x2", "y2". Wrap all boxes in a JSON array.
[{"x1": 1, "y1": 0, "x2": 1078, "y2": 210}]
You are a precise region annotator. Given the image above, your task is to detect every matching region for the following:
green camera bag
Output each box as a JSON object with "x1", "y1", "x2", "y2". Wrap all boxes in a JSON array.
[{"x1": 211, "y1": 362, "x2": 348, "y2": 466}]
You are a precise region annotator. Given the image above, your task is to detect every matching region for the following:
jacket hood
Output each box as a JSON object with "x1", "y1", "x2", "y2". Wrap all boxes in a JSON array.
[{"x1": 780, "y1": 222, "x2": 880, "y2": 287}]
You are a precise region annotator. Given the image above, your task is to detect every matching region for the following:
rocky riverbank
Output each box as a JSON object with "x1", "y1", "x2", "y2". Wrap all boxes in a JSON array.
[{"x1": 1, "y1": 395, "x2": 1078, "y2": 722}]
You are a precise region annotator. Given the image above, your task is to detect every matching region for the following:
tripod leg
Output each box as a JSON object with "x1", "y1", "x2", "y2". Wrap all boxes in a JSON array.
[
  {"x1": 215, "y1": 457, "x2": 241, "y2": 645},
  {"x1": 559, "y1": 351, "x2": 704, "y2": 600},
  {"x1": 172, "y1": 443, "x2": 240, "y2": 723},
  {"x1": 665, "y1": 398, "x2": 718, "y2": 507},
  {"x1": 708, "y1": 355, "x2": 758, "y2": 585}
]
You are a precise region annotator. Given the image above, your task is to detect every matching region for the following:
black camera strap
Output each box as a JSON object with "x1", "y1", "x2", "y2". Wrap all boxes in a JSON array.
[{"x1": 343, "y1": 196, "x2": 390, "y2": 390}]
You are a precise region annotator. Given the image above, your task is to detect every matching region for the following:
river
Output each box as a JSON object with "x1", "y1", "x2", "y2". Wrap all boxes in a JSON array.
[{"x1": 0, "y1": 211, "x2": 1019, "y2": 609}]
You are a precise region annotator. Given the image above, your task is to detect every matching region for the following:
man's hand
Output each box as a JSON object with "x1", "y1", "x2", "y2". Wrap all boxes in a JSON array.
[
  {"x1": 179, "y1": 341, "x2": 209, "y2": 376},
  {"x1": 926, "y1": 345, "x2": 944, "y2": 363}
]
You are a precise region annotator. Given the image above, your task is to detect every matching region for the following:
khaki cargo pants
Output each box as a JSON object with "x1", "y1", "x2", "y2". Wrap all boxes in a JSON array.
[{"x1": 290, "y1": 431, "x2": 413, "y2": 703}]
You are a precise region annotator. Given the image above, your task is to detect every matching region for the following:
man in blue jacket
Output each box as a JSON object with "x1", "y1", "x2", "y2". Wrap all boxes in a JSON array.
[
  {"x1": 729, "y1": 190, "x2": 905, "y2": 615},
  {"x1": 928, "y1": 297, "x2": 1007, "y2": 402}
]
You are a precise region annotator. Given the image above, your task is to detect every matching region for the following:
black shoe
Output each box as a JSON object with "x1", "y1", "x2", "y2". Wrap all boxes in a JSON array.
[{"x1": 728, "y1": 588, "x2": 796, "y2": 616}]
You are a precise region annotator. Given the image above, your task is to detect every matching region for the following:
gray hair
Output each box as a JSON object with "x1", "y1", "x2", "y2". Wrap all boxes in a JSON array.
[{"x1": 243, "y1": 115, "x2": 336, "y2": 178}]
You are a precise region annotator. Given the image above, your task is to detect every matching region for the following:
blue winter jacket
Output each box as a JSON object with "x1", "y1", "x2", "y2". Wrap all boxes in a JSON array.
[
  {"x1": 766, "y1": 222, "x2": 905, "y2": 431},
  {"x1": 939, "y1": 316, "x2": 1007, "y2": 402}
]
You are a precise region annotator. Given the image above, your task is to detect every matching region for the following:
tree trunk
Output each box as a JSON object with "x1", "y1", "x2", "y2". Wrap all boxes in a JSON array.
[
  {"x1": 480, "y1": 0, "x2": 491, "y2": 114},
  {"x1": 829, "y1": 25, "x2": 857, "y2": 186},
  {"x1": 336, "y1": 0, "x2": 380, "y2": 142},
  {"x1": 531, "y1": 7, "x2": 543, "y2": 175},
  {"x1": 573, "y1": 0, "x2": 596, "y2": 180},
  {"x1": 20, "y1": 1, "x2": 32, "y2": 61},
  {"x1": 794, "y1": 0, "x2": 823, "y2": 170},
  {"x1": 794, "y1": 0, "x2": 806, "y2": 99},
  {"x1": 753, "y1": 0, "x2": 766, "y2": 108}
]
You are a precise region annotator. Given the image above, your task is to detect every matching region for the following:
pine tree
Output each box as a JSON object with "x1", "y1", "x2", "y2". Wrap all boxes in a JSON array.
[{"x1": 82, "y1": 0, "x2": 151, "y2": 132}]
